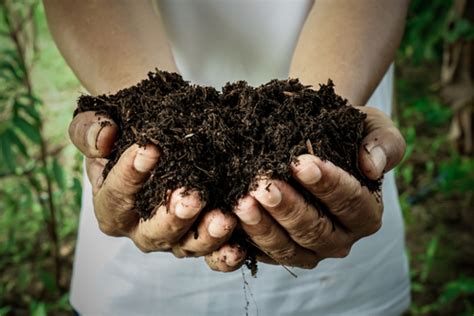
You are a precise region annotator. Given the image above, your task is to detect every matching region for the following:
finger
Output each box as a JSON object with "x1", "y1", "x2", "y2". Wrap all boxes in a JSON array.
[
  {"x1": 251, "y1": 179, "x2": 349, "y2": 256},
  {"x1": 256, "y1": 254, "x2": 278, "y2": 265},
  {"x1": 85, "y1": 158, "x2": 108, "y2": 194},
  {"x1": 177, "y1": 209, "x2": 237, "y2": 257},
  {"x1": 69, "y1": 111, "x2": 118, "y2": 158},
  {"x1": 205, "y1": 244, "x2": 246, "y2": 272},
  {"x1": 132, "y1": 188, "x2": 204, "y2": 252},
  {"x1": 94, "y1": 144, "x2": 159, "y2": 236},
  {"x1": 291, "y1": 154, "x2": 382, "y2": 238},
  {"x1": 234, "y1": 196, "x2": 319, "y2": 269},
  {"x1": 356, "y1": 106, "x2": 406, "y2": 180}
]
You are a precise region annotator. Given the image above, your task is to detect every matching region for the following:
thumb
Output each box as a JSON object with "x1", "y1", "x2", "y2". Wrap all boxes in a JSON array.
[
  {"x1": 357, "y1": 107, "x2": 406, "y2": 180},
  {"x1": 69, "y1": 111, "x2": 118, "y2": 158},
  {"x1": 93, "y1": 144, "x2": 160, "y2": 236}
]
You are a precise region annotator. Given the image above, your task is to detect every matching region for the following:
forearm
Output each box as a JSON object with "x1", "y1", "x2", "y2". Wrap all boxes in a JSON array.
[
  {"x1": 290, "y1": 0, "x2": 409, "y2": 106},
  {"x1": 44, "y1": 0, "x2": 177, "y2": 95}
]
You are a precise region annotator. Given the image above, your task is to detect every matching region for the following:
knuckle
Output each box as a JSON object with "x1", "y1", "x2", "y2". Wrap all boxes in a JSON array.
[
  {"x1": 109, "y1": 163, "x2": 143, "y2": 189},
  {"x1": 172, "y1": 247, "x2": 192, "y2": 258},
  {"x1": 144, "y1": 230, "x2": 173, "y2": 249},
  {"x1": 136, "y1": 221, "x2": 173, "y2": 251},
  {"x1": 254, "y1": 224, "x2": 281, "y2": 248},
  {"x1": 100, "y1": 179, "x2": 136, "y2": 209},
  {"x1": 160, "y1": 223, "x2": 185, "y2": 244},
  {"x1": 313, "y1": 167, "x2": 342, "y2": 200},
  {"x1": 327, "y1": 177, "x2": 363, "y2": 215},
  {"x1": 249, "y1": 219, "x2": 274, "y2": 243},
  {"x1": 138, "y1": 236, "x2": 170, "y2": 253},
  {"x1": 269, "y1": 244, "x2": 297, "y2": 261},
  {"x1": 292, "y1": 217, "x2": 328, "y2": 248},
  {"x1": 151, "y1": 239, "x2": 171, "y2": 251},
  {"x1": 192, "y1": 239, "x2": 215, "y2": 254}
]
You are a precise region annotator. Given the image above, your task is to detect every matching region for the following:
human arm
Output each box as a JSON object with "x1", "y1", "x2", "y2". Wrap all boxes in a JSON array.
[
  {"x1": 44, "y1": 0, "x2": 240, "y2": 260},
  {"x1": 207, "y1": 0, "x2": 409, "y2": 270}
]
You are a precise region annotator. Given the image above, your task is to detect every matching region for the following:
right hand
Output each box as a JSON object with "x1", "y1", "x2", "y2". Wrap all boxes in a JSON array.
[{"x1": 69, "y1": 111, "x2": 245, "y2": 269}]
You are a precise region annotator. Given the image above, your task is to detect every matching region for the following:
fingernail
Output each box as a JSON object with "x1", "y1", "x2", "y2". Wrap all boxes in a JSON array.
[
  {"x1": 133, "y1": 146, "x2": 158, "y2": 173},
  {"x1": 296, "y1": 161, "x2": 321, "y2": 184},
  {"x1": 208, "y1": 214, "x2": 229, "y2": 238},
  {"x1": 369, "y1": 146, "x2": 387, "y2": 176},
  {"x1": 87, "y1": 123, "x2": 103, "y2": 150},
  {"x1": 234, "y1": 198, "x2": 261, "y2": 225},
  {"x1": 175, "y1": 193, "x2": 202, "y2": 219},
  {"x1": 252, "y1": 181, "x2": 282, "y2": 207}
]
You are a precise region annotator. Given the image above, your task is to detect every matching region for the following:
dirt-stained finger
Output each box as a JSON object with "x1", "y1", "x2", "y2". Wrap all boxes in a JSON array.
[
  {"x1": 178, "y1": 209, "x2": 237, "y2": 256},
  {"x1": 234, "y1": 196, "x2": 319, "y2": 269},
  {"x1": 85, "y1": 157, "x2": 108, "y2": 194},
  {"x1": 94, "y1": 144, "x2": 159, "y2": 236},
  {"x1": 291, "y1": 154, "x2": 383, "y2": 238},
  {"x1": 251, "y1": 179, "x2": 348, "y2": 255},
  {"x1": 205, "y1": 244, "x2": 246, "y2": 272},
  {"x1": 69, "y1": 111, "x2": 118, "y2": 158},
  {"x1": 356, "y1": 106, "x2": 406, "y2": 180},
  {"x1": 131, "y1": 188, "x2": 204, "y2": 252}
]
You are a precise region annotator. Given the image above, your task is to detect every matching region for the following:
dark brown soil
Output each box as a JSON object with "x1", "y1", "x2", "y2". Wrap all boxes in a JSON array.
[{"x1": 75, "y1": 70, "x2": 380, "y2": 266}]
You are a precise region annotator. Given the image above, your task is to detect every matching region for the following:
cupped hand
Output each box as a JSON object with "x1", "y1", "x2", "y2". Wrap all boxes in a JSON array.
[
  {"x1": 70, "y1": 111, "x2": 244, "y2": 267},
  {"x1": 206, "y1": 106, "x2": 406, "y2": 271}
]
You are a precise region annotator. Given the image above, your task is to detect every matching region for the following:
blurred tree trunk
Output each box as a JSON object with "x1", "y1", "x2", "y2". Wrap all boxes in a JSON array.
[{"x1": 441, "y1": 0, "x2": 474, "y2": 155}]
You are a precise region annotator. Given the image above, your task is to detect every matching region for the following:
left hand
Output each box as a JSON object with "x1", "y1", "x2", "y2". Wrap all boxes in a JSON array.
[{"x1": 205, "y1": 106, "x2": 406, "y2": 271}]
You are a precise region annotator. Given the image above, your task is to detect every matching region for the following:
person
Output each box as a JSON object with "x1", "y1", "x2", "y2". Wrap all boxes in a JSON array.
[{"x1": 44, "y1": 0, "x2": 410, "y2": 315}]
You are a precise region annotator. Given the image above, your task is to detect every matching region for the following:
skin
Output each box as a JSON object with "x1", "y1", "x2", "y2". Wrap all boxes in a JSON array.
[{"x1": 44, "y1": 0, "x2": 408, "y2": 272}]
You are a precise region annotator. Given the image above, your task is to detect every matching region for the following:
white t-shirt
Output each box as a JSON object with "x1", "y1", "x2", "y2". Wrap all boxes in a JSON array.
[{"x1": 70, "y1": 1, "x2": 410, "y2": 315}]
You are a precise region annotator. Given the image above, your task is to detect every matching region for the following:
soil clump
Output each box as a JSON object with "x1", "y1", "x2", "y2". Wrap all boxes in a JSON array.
[{"x1": 75, "y1": 70, "x2": 380, "y2": 268}]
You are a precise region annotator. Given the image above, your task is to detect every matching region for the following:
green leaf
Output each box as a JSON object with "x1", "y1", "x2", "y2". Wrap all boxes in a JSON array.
[
  {"x1": 412, "y1": 282, "x2": 425, "y2": 293},
  {"x1": 401, "y1": 165, "x2": 414, "y2": 185},
  {"x1": 72, "y1": 177, "x2": 82, "y2": 206},
  {"x1": 0, "y1": 61, "x2": 23, "y2": 82},
  {"x1": 29, "y1": 301, "x2": 47, "y2": 316},
  {"x1": 6, "y1": 129, "x2": 28, "y2": 157},
  {"x1": 39, "y1": 270, "x2": 57, "y2": 293},
  {"x1": 16, "y1": 99, "x2": 41, "y2": 125},
  {"x1": 445, "y1": 18, "x2": 474, "y2": 43},
  {"x1": 13, "y1": 115, "x2": 41, "y2": 144},
  {"x1": 0, "y1": 306, "x2": 11, "y2": 316},
  {"x1": 1, "y1": 49, "x2": 23, "y2": 70},
  {"x1": 420, "y1": 235, "x2": 439, "y2": 282},
  {"x1": 55, "y1": 293, "x2": 71, "y2": 310},
  {"x1": 0, "y1": 134, "x2": 16, "y2": 171},
  {"x1": 52, "y1": 158, "x2": 66, "y2": 190}
]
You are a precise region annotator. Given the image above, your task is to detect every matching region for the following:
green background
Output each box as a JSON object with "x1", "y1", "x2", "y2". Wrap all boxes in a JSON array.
[{"x1": 1, "y1": 1, "x2": 473, "y2": 315}]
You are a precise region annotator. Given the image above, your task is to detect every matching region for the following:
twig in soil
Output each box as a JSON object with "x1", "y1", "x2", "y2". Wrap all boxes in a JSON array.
[{"x1": 306, "y1": 139, "x2": 314, "y2": 155}]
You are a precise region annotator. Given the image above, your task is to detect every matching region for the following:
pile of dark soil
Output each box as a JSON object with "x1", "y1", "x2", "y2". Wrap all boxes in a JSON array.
[{"x1": 75, "y1": 70, "x2": 379, "y2": 266}]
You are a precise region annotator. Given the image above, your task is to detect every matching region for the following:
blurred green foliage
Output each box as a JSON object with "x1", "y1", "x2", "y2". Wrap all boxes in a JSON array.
[
  {"x1": 0, "y1": 1, "x2": 82, "y2": 315},
  {"x1": 400, "y1": 0, "x2": 474, "y2": 65},
  {"x1": 0, "y1": 0, "x2": 472, "y2": 315},
  {"x1": 397, "y1": 1, "x2": 474, "y2": 315}
]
